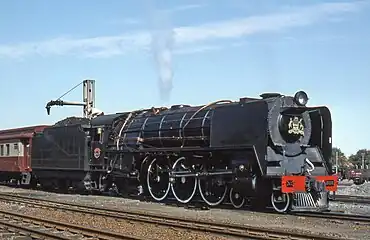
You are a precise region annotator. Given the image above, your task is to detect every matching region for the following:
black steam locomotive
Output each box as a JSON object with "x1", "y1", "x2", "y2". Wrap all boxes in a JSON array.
[{"x1": 8, "y1": 90, "x2": 337, "y2": 213}]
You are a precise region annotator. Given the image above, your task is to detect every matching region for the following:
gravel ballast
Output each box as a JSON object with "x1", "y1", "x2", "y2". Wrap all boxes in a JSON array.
[
  {"x1": 336, "y1": 180, "x2": 370, "y2": 196},
  {"x1": 0, "y1": 185, "x2": 368, "y2": 240},
  {"x1": 0, "y1": 201, "x2": 237, "y2": 240}
]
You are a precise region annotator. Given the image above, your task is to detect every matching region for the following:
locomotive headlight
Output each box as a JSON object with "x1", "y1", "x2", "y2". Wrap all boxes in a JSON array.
[{"x1": 294, "y1": 91, "x2": 308, "y2": 106}]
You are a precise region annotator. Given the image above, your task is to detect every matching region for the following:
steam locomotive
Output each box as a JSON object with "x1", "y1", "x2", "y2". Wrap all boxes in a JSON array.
[{"x1": 0, "y1": 87, "x2": 338, "y2": 213}]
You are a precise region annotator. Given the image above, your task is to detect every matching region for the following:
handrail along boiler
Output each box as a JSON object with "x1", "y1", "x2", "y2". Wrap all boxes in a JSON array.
[{"x1": 85, "y1": 90, "x2": 338, "y2": 213}]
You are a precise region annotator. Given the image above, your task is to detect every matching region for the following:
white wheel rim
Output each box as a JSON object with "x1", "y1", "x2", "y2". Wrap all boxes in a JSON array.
[
  {"x1": 170, "y1": 157, "x2": 197, "y2": 204},
  {"x1": 271, "y1": 192, "x2": 291, "y2": 213},
  {"x1": 229, "y1": 188, "x2": 245, "y2": 209},
  {"x1": 147, "y1": 158, "x2": 170, "y2": 201},
  {"x1": 198, "y1": 177, "x2": 228, "y2": 206}
]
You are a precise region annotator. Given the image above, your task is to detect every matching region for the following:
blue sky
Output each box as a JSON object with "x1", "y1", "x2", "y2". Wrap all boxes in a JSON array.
[{"x1": 0, "y1": 0, "x2": 369, "y2": 156}]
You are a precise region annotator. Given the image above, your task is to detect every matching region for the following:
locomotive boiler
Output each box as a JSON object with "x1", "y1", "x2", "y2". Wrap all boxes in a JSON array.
[{"x1": 85, "y1": 90, "x2": 338, "y2": 213}]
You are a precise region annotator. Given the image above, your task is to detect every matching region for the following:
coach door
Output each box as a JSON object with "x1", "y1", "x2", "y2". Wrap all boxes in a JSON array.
[{"x1": 20, "y1": 138, "x2": 30, "y2": 171}]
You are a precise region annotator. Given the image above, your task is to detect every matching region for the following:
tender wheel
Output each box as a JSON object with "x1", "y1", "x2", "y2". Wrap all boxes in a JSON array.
[
  {"x1": 271, "y1": 191, "x2": 291, "y2": 213},
  {"x1": 147, "y1": 157, "x2": 171, "y2": 201},
  {"x1": 170, "y1": 157, "x2": 198, "y2": 204},
  {"x1": 229, "y1": 188, "x2": 245, "y2": 209},
  {"x1": 198, "y1": 165, "x2": 228, "y2": 206}
]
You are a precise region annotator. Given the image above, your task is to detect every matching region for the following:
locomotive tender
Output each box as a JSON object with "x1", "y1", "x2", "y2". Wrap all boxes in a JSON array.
[{"x1": 0, "y1": 80, "x2": 338, "y2": 213}]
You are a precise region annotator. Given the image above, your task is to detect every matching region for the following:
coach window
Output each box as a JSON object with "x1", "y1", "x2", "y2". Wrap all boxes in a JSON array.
[
  {"x1": 93, "y1": 128, "x2": 103, "y2": 142},
  {"x1": 5, "y1": 144, "x2": 10, "y2": 156},
  {"x1": 13, "y1": 143, "x2": 18, "y2": 156},
  {"x1": 98, "y1": 128, "x2": 103, "y2": 142},
  {"x1": 0, "y1": 145, "x2": 3, "y2": 156}
]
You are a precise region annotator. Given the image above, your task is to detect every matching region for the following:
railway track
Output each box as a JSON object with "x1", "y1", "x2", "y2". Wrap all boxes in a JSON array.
[
  {"x1": 0, "y1": 192, "x2": 348, "y2": 240},
  {"x1": 294, "y1": 211, "x2": 370, "y2": 223},
  {"x1": 330, "y1": 194, "x2": 370, "y2": 204},
  {"x1": 0, "y1": 208, "x2": 145, "y2": 240}
]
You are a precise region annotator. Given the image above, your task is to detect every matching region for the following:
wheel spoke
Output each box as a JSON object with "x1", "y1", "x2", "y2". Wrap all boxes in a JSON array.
[
  {"x1": 229, "y1": 188, "x2": 245, "y2": 209},
  {"x1": 146, "y1": 158, "x2": 171, "y2": 201},
  {"x1": 198, "y1": 174, "x2": 228, "y2": 206},
  {"x1": 170, "y1": 157, "x2": 197, "y2": 204},
  {"x1": 271, "y1": 191, "x2": 291, "y2": 213}
]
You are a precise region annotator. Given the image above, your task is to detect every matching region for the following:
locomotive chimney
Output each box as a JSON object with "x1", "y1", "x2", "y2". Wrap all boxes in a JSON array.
[{"x1": 260, "y1": 93, "x2": 282, "y2": 99}]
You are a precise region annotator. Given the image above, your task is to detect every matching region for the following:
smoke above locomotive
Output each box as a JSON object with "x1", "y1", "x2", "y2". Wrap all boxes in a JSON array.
[{"x1": 149, "y1": 5, "x2": 174, "y2": 101}]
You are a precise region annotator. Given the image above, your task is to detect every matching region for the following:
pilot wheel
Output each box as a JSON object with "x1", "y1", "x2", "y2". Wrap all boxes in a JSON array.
[{"x1": 271, "y1": 191, "x2": 291, "y2": 213}]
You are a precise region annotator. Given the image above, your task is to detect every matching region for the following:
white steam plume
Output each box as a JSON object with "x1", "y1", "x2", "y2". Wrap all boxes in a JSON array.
[{"x1": 148, "y1": 4, "x2": 175, "y2": 101}]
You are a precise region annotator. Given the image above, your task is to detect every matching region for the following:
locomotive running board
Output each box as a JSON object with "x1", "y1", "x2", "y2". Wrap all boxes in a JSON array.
[{"x1": 105, "y1": 145, "x2": 255, "y2": 153}]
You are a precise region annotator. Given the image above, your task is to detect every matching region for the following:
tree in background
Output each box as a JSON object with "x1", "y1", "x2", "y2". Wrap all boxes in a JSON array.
[
  {"x1": 348, "y1": 149, "x2": 370, "y2": 168},
  {"x1": 331, "y1": 147, "x2": 351, "y2": 169}
]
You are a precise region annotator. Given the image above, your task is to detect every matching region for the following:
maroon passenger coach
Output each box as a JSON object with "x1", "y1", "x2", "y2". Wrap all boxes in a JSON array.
[{"x1": 0, "y1": 125, "x2": 49, "y2": 185}]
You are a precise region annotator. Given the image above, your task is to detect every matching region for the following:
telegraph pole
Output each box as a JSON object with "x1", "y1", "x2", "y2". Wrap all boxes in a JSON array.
[
  {"x1": 361, "y1": 152, "x2": 365, "y2": 169},
  {"x1": 335, "y1": 151, "x2": 338, "y2": 174}
]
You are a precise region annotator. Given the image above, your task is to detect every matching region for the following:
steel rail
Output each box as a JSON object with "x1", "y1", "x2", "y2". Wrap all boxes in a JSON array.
[
  {"x1": 330, "y1": 194, "x2": 370, "y2": 204},
  {"x1": 0, "y1": 216, "x2": 73, "y2": 240},
  {"x1": 0, "y1": 209, "x2": 147, "y2": 240},
  {"x1": 293, "y1": 211, "x2": 370, "y2": 223}
]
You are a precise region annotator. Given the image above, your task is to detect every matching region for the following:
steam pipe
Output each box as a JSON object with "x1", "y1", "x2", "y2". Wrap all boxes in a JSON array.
[
  {"x1": 44, "y1": 79, "x2": 95, "y2": 119},
  {"x1": 45, "y1": 100, "x2": 86, "y2": 115}
]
